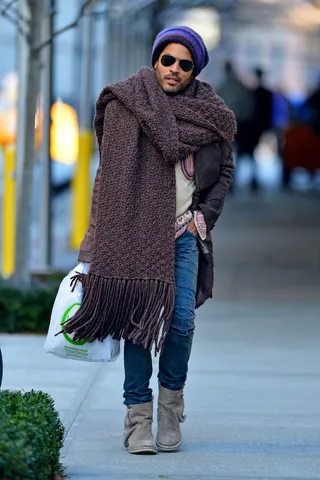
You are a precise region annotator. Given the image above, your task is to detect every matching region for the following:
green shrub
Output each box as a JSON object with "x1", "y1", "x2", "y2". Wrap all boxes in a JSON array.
[
  {"x1": 0, "y1": 284, "x2": 58, "y2": 334},
  {"x1": 0, "y1": 390, "x2": 65, "y2": 480}
]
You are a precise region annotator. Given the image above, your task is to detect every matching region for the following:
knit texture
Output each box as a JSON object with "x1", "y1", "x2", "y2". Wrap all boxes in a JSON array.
[
  {"x1": 152, "y1": 26, "x2": 209, "y2": 77},
  {"x1": 60, "y1": 67, "x2": 236, "y2": 353}
]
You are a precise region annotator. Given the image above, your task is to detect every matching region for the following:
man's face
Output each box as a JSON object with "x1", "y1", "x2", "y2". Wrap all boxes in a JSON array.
[{"x1": 154, "y1": 43, "x2": 194, "y2": 94}]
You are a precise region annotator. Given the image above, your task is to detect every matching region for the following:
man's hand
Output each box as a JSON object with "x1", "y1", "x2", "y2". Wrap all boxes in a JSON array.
[{"x1": 186, "y1": 218, "x2": 198, "y2": 237}]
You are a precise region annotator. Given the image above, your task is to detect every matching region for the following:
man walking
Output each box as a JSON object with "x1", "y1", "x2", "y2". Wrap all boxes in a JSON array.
[{"x1": 63, "y1": 26, "x2": 236, "y2": 454}]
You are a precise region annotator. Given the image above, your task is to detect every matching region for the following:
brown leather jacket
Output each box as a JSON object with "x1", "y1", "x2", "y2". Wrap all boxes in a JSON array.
[{"x1": 78, "y1": 139, "x2": 234, "y2": 308}]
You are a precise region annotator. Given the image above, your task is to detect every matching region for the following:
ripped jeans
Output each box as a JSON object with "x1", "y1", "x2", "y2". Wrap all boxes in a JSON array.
[{"x1": 123, "y1": 230, "x2": 199, "y2": 405}]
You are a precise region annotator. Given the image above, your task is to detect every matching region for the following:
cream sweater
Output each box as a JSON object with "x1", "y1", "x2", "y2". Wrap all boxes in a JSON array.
[{"x1": 175, "y1": 160, "x2": 196, "y2": 217}]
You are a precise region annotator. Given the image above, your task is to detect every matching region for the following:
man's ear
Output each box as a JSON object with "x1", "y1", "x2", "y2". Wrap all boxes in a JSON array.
[{"x1": 154, "y1": 61, "x2": 158, "y2": 69}]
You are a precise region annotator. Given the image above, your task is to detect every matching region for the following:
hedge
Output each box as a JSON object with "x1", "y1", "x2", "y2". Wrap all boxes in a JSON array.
[
  {"x1": 0, "y1": 390, "x2": 65, "y2": 480},
  {"x1": 0, "y1": 283, "x2": 59, "y2": 334}
]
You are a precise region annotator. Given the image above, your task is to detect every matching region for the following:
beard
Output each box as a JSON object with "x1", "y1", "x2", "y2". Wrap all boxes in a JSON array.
[{"x1": 155, "y1": 69, "x2": 192, "y2": 95}]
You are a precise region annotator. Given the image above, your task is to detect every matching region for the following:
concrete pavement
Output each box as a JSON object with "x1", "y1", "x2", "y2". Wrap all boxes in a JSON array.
[
  {"x1": 1, "y1": 191, "x2": 320, "y2": 479},
  {"x1": 1, "y1": 300, "x2": 319, "y2": 479}
]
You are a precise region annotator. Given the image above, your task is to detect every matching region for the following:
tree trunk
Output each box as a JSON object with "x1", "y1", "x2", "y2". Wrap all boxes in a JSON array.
[{"x1": 14, "y1": 0, "x2": 43, "y2": 287}]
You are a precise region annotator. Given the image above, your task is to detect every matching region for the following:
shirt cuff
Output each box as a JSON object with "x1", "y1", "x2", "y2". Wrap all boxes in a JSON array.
[{"x1": 194, "y1": 210, "x2": 207, "y2": 241}]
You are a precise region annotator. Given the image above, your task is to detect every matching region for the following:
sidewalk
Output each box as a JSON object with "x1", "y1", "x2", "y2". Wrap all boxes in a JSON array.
[
  {"x1": 1, "y1": 191, "x2": 320, "y2": 479},
  {"x1": 1, "y1": 300, "x2": 319, "y2": 479}
]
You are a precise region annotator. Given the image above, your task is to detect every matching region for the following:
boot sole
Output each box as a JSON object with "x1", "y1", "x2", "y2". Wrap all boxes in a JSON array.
[
  {"x1": 156, "y1": 438, "x2": 182, "y2": 452},
  {"x1": 127, "y1": 446, "x2": 157, "y2": 455}
]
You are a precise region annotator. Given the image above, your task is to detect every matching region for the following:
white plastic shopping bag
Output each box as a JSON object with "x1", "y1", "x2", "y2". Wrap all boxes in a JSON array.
[{"x1": 44, "y1": 262, "x2": 120, "y2": 362}]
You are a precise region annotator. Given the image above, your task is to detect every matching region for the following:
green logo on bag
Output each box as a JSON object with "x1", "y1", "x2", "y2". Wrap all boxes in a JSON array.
[{"x1": 61, "y1": 303, "x2": 88, "y2": 346}]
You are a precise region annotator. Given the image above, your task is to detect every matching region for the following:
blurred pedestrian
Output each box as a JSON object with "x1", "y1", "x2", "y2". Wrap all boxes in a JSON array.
[
  {"x1": 236, "y1": 67, "x2": 273, "y2": 191},
  {"x1": 62, "y1": 26, "x2": 236, "y2": 455},
  {"x1": 254, "y1": 68, "x2": 273, "y2": 134},
  {"x1": 304, "y1": 78, "x2": 320, "y2": 134},
  {"x1": 217, "y1": 61, "x2": 255, "y2": 126},
  {"x1": 271, "y1": 87, "x2": 291, "y2": 187},
  {"x1": 216, "y1": 61, "x2": 257, "y2": 190},
  {"x1": 247, "y1": 67, "x2": 273, "y2": 190}
]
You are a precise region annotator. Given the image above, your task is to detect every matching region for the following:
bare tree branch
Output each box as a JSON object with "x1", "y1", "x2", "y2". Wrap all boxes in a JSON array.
[
  {"x1": 0, "y1": 0, "x2": 18, "y2": 14},
  {"x1": 11, "y1": 4, "x2": 29, "y2": 25},
  {"x1": 0, "y1": 0, "x2": 29, "y2": 25},
  {"x1": 0, "y1": 0, "x2": 30, "y2": 39},
  {"x1": 33, "y1": 0, "x2": 93, "y2": 53}
]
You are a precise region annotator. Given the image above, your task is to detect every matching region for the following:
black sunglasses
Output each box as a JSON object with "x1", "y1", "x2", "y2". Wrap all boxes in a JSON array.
[{"x1": 160, "y1": 54, "x2": 194, "y2": 73}]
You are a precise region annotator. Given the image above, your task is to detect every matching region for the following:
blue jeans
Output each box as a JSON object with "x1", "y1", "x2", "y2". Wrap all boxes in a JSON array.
[{"x1": 123, "y1": 230, "x2": 199, "y2": 405}]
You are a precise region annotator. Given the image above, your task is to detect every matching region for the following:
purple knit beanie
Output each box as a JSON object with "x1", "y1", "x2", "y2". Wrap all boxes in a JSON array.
[{"x1": 151, "y1": 26, "x2": 209, "y2": 78}]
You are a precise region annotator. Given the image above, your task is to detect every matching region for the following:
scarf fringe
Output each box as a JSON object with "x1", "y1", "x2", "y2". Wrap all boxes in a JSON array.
[{"x1": 57, "y1": 273, "x2": 175, "y2": 354}]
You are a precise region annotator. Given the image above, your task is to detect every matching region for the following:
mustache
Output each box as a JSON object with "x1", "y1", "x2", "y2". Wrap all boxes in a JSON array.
[{"x1": 164, "y1": 73, "x2": 181, "y2": 82}]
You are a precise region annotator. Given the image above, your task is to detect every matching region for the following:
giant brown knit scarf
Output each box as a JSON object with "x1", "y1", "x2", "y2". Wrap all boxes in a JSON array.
[{"x1": 61, "y1": 67, "x2": 236, "y2": 353}]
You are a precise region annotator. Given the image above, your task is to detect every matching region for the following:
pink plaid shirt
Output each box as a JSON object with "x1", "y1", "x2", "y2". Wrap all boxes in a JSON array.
[{"x1": 175, "y1": 154, "x2": 207, "y2": 241}]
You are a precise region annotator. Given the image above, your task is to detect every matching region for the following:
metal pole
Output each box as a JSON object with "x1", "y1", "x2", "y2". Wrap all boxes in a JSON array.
[
  {"x1": 73, "y1": 10, "x2": 83, "y2": 99},
  {"x1": 108, "y1": 15, "x2": 117, "y2": 84},
  {"x1": 129, "y1": 12, "x2": 138, "y2": 75},
  {"x1": 38, "y1": 0, "x2": 54, "y2": 270},
  {"x1": 79, "y1": 8, "x2": 93, "y2": 131},
  {"x1": 116, "y1": 16, "x2": 125, "y2": 81},
  {"x1": 16, "y1": 0, "x2": 29, "y2": 202},
  {"x1": 135, "y1": 14, "x2": 143, "y2": 71},
  {"x1": 102, "y1": 7, "x2": 111, "y2": 84},
  {"x1": 122, "y1": 13, "x2": 131, "y2": 79},
  {"x1": 70, "y1": 5, "x2": 93, "y2": 249},
  {"x1": 2, "y1": 145, "x2": 16, "y2": 277}
]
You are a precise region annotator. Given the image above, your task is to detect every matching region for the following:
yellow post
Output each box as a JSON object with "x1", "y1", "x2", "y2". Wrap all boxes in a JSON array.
[
  {"x1": 70, "y1": 129, "x2": 93, "y2": 249},
  {"x1": 2, "y1": 144, "x2": 16, "y2": 277}
]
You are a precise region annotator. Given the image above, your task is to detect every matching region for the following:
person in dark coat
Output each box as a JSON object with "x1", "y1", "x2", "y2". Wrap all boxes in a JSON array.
[
  {"x1": 248, "y1": 67, "x2": 273, "y2": 190},
  {"x1": 227, "y1": 67, "x2": 273, "y2": 192},
  {"x1": 216, "y1": 61, "x2": 256, "y2": 191},
  {"x1": 77, "y1": 26, "x2": 236, "y2": 455}
]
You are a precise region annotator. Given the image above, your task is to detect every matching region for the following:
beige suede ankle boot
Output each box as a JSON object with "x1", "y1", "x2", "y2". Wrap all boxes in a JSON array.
[
  {"x1": 156, "y1": 383, "x2": 186, "y2": 452},
  {"x1": 123, "y1": 401, "x2": 157, "y2": 454}
]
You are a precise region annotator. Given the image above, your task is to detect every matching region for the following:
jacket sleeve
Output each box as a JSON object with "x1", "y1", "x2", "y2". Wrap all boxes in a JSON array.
[
  {"x1": 77, "y1": 164, "x2": 101, "y2": 263},
  {"x1": 197, "y1": 141, "x2": 234, "y2": 231}
]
